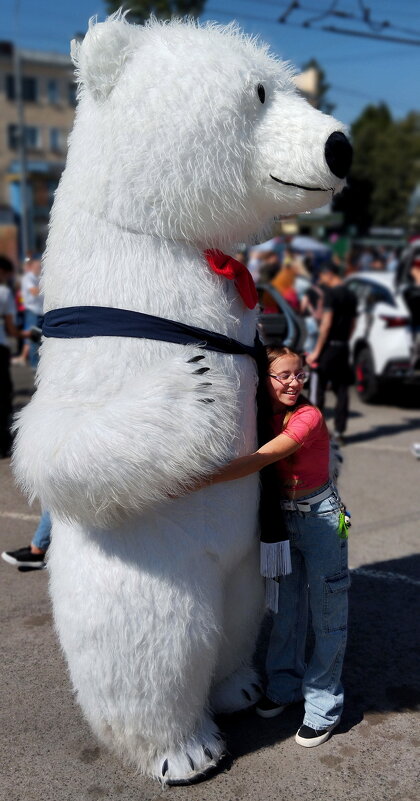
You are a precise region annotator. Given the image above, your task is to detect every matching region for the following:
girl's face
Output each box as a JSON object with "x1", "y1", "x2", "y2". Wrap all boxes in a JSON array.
[{"x1": 266, "y1": 354, "x2": 306, "y2": 412}]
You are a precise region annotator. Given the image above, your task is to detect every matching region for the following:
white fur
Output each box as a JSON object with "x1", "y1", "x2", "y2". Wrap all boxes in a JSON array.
[{"x1": 13, "y1": 14, "x2": 349, "y2": 783}]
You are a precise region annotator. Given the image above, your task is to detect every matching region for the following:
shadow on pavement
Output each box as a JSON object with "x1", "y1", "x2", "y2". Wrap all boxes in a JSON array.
[
  {"x1": 218, "y1": 553, "x2": 420, "y2": 759},
  {"x1": 345, "y1": 418, "x2": 420, "y2": 445},
  {"x1": 343, "y1": 553, "x2": 420, "y2": 729}
]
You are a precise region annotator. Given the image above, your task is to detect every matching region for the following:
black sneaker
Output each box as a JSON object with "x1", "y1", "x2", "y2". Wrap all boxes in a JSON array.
[
  {"x1": 1, "y1": 546, "x2": 46, "y2": 569},
  {"x1": 256, "y1": 696, "x2": 287, "y2": 719},
  {"x1": 295, "y1": 722, "x2": 338, "y2": 748}
]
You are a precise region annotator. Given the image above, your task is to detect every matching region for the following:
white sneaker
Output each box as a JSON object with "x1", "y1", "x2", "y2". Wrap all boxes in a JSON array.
[
  {"x1": 256, "y1": 696, "x2": 287, "y2": 719},
  {"x1": 295, "y1": 721, "x2": 339, "y2": 747}
]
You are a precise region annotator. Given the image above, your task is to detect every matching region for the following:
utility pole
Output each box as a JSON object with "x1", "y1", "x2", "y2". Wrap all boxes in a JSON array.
[{"x1": 14, "y1": 1, "x2": 29, "y2": 258}]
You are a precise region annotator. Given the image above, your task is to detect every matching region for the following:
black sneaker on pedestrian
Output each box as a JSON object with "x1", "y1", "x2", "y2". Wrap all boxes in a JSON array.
[
  {"x1": 295, "y1": 722, "x2": 338, "y2": 748},
  {"x1": 1, "y1": 546, "x2": 46, "y2": 569},
  {"x1": 256, "y1": 696, "x2": 287, "y2": 719}
]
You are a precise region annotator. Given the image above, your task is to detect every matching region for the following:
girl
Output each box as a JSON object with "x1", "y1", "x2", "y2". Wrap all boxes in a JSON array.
[{"x1": 209, "y1": 346, "x2": 350, "y2": 748}]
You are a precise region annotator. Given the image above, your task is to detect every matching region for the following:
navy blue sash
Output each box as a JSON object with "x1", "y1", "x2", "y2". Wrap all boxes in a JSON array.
[
  {"x1": 42, "y1": 304, "x2": 288, "y2": 574},
  {"x1": 42, "y1": 306, "x2": 259, "y2": 360}
]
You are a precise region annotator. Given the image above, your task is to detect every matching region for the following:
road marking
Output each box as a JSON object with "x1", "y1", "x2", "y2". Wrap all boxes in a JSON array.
[
  {"x1": 0, "y1": 511, "x2": 40, "y2": 522},
  {"x1": 351, "y1": 567, "x2": 420, "y2": 587}
]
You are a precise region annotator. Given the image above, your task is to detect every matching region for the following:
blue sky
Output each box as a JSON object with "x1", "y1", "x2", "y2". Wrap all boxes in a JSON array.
[{"x1": 2, "y1": 0, "x2": 419, "y2": 124}]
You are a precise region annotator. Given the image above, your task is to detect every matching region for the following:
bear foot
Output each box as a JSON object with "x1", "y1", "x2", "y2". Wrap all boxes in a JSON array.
[
  {"x1": 211, "y1": 665, "x2": 262, "y2": 714},
  {"x1": 153, "y1": 718, "x2": 226, "y2": 786}
]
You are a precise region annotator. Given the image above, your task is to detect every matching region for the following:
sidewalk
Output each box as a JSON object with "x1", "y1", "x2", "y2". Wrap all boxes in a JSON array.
[{"x1": 1, "y1": 366, "x2": 419, "y2": 801}]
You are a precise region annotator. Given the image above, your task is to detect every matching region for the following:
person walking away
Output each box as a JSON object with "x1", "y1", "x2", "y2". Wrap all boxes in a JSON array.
[
  {"x1": 197, "y1": 346, "x2": 350, "y2": 747},
  {"x1": 0, "y1": 256, "x2": 28, "y2": 457},
  {"x1": 306, "y1": 263, "x2": 357, "y2": 445},
  {"x1": 20, "y1": 256, "x2": 43, "y2": 369}
]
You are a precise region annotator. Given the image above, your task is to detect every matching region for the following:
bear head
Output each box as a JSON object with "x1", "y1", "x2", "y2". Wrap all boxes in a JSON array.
[{"x1": 68, "y1": 13, "x2": 351, "y2": 249}]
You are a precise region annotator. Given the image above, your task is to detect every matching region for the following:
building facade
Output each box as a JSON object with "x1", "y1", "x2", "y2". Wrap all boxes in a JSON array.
[{"x1": 0, "y1": 41, "x2": 76, "y2": 255}]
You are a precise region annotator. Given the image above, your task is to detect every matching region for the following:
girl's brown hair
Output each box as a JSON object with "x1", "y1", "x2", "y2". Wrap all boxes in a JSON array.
[{"x1": 266, "y1": 345, "x2": 312, "y2": 429}]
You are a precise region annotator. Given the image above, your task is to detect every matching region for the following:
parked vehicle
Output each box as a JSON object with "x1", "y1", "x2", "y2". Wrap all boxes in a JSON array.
[
  {"x1": 345, "y1": 272, "x2": 419, "y2": 402},
  {"x1": 257, "y1": 283, "x2": 306, "y2": 352}
]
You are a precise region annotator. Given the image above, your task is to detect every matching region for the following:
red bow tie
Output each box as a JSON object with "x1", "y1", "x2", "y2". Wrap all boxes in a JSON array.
[{"x1": 204, "y1": 249, "x2": 258, "y2": 310}]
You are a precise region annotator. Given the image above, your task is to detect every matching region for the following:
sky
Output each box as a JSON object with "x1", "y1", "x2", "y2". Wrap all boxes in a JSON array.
[{"x1": 1, "y1": 0, "x2": 419, "y2": 125}]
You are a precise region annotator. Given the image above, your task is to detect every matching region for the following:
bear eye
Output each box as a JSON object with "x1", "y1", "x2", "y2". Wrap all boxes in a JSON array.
[{"x1": 257, "y1": 83, "x2": 265, "y2": 104}]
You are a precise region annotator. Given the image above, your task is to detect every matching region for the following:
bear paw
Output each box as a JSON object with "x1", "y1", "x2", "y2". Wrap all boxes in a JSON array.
[
  {"x1": 210, "y1": 665, "x2": 262, "y2": 714},
  {"x1": 153, "y1": 719, "x2": 226, "y2": 786}
]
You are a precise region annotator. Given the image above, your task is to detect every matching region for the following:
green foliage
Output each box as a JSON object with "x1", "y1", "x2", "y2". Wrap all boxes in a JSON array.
[
  {"x1": 105, "y1": 1, "x2": 206, "y2": 24},
  {"x1": 334, "y1": 104, "x2": 420, "y2": 232}
]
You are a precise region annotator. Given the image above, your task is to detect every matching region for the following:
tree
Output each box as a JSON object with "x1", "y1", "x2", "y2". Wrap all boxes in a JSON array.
[
  {"x1": 301, "y1": 58, "x2": 335, "y2": 115},
  {"x1": 105, "y1": 1, "x2": 206, "y2": 24},
  {"x1": 334, "y1": 104, "x2": 420, "y2": 233}
]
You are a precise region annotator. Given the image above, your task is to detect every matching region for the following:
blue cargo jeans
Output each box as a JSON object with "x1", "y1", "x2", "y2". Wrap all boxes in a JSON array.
[{"x1": 266, "y1": 482, "x2": 350, "y2": 730}]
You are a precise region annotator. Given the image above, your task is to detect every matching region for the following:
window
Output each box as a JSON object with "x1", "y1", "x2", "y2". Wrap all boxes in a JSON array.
[
  {"x1": 68, "y1": 82, "x2": 77, "y2": 106},
  {"x1": 49, "y1": 127, "x2": 66, "y2": 152},
  {"x1": 25, "y1": 125, "x2": 40, "y2": 149},
  {"x1": 6, "y1": 74, "x2": 38, "y2": 102},
  {"x1": 365, "y1": 282, "x2": 395, "y2": 308},
  {"x1": 346, "y1": 280, "x2": 370, "y2": 305},
  {"x1": 47, "y1": 79, "x2": 59, "y2": 104},
  {"x1": 7, "y1": 124, "x2": 18, "y2": 149},
  {"x1": 5, "y1": 74, "x2": 14, "y2": 100},
  {"x1": 7, "y1": 124, "x2": 41, "y2": 150}
]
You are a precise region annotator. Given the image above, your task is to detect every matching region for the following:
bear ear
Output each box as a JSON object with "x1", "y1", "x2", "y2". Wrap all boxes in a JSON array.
[{"x1": 71, "y1": 14, "x2": 135, "y2": 102}]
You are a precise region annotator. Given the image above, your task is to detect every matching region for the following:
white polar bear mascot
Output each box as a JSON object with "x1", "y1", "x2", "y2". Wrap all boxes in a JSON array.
[{"x1": 14, "y1": 13, "x2": 352, "y2": 785}]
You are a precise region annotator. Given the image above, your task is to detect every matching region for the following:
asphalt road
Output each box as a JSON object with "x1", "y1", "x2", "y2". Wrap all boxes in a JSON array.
[{"x1": 1, "y1": 365, "x2": 419, "y2": 801}]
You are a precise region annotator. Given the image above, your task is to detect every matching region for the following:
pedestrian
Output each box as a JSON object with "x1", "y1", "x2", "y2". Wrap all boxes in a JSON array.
[
  {"x1": 402, "y1": 255, "x2": 420, "y2": 370},
  {"x1": 300, "y1": 281, "x2": 324, "y2": 354},
  {"x1": 20, "y1": 256, "x2": 43, "y2": 369},
  {"x1": 0, "y1": 256, "x2": 29, "y2": 457},
  {"x1": 1, "y1": 509, "x2": 51, "y2": 569},
  {"x1": 306, "y1": 263, "x2": 357, "y2": 445},
  {"x1": 200, "y1": 345, "x2": 350, "y2": 747}
]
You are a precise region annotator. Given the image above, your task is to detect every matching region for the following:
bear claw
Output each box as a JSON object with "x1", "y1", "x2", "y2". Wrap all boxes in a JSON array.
[
  {"x1": 162, "y1": 759, "x2": 168, "y2": 776},
  {"x1": 187, "y1": 354, "x2": 205, "y2": 362},
  {"x1": 193, "y1": 367, "x2": 210, "y2": 374}
]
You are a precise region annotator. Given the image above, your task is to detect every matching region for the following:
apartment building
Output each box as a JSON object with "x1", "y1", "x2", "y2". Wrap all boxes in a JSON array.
[{"x1": 0, "y1": 41, "x2": 76, "y2": 254}]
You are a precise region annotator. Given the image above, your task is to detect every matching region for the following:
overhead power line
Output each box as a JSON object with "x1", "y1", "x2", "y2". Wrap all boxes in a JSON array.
[{"x1": 209, "y1": 5, "x2": 420, "y2": 46}]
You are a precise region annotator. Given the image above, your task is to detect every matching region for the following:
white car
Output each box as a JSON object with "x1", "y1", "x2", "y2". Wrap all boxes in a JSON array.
[{"x1": 345, "y1": 271, "x2": 418, "y2": 402}]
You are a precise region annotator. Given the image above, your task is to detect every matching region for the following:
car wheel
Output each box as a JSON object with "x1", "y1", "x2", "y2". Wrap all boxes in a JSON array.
[{"x1": 355, "y1": 347, "x2": 380, "y2": 403}]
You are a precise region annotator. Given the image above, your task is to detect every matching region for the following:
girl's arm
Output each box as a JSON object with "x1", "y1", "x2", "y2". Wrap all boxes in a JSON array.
[{"x1": 210, "y1": 433, "x2": 301, "y2": 484}]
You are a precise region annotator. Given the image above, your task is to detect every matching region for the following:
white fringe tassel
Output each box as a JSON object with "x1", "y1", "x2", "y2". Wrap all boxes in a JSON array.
[
  {"x1": 265, "y1": 578, "x2": 280, "y2": 612},
  {"x1": 260, "y1": 540, "x2": 292, "y2": 578}
]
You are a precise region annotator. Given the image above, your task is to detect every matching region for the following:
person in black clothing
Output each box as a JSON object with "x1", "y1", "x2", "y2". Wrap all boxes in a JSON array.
[
  {"x1": 0, "y1": 257, "x2": 28, "y2": 457},
  {"x1": 402, "y1": 256, "x2": 420, "y2": 370},
  {"x1": 306, "y1": 263, "x2": 357, "y2": 444}
]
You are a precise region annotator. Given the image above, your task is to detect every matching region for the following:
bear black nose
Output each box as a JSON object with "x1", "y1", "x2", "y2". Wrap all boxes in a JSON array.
[{"x1": 324, "y1": 131, "x2": 353, "y2": 179}]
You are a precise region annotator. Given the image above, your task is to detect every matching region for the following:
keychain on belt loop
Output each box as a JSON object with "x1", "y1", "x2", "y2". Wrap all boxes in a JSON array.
[{"x1": 338, "y1": 504, "x2": 351, "y2": 539}]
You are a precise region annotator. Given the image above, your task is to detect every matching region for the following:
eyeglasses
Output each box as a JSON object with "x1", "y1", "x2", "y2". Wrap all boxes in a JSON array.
[{"x1": 268, "y1": 371, "x2": 309, "y2": 385}]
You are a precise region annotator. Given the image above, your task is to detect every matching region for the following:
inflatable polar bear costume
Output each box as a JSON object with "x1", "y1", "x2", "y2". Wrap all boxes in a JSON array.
[{"x1": 14, "y1": 13, "x2": 352, "y2": 785}]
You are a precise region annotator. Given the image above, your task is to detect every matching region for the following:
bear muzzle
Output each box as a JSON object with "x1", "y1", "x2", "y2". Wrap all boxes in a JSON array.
[{"x1": 324, "y1": 131, "x2": 353, "y2": 180}]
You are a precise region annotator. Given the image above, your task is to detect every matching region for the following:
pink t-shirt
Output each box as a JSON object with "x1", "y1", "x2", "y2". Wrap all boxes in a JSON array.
[{"x1": 272, "y1": 405, "x2": 329, "y2": 492}]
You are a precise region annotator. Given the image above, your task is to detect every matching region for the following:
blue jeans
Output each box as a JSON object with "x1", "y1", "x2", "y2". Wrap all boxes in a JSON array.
[
  {"x1": 24, "y1": 310, "x2": 42, "y2": 368},
  {"x1": 32, "y1": 510, "x2": 51, "y2": 552},
  {"x1": 266, "y1": 483, "x2": 349, "y2": 730}
]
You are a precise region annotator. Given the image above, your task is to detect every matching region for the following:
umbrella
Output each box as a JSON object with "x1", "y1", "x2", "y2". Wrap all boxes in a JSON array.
[{"x1": 290, "y1": 235, "x2": 331, "y2": 253}]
